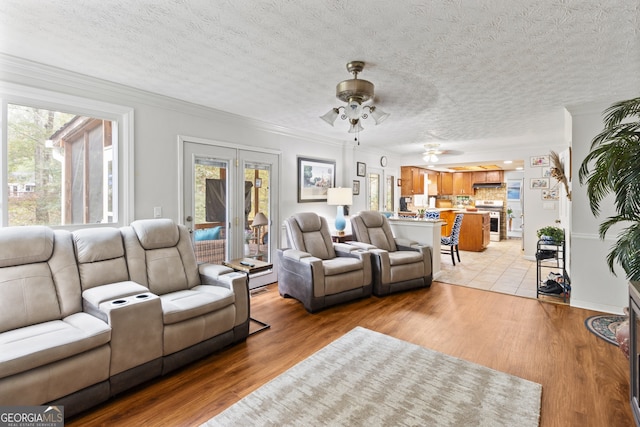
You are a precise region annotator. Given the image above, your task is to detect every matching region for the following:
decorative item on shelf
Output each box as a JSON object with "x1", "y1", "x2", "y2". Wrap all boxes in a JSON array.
[
  {"x1": 549, "y1": 150, "x2": 571, "y2": 200},
  {"x1": 320, "y1": 61, "x2": 390, "y2": 145},
  {"x1": 327, "y1": 187, "x2": 353, "y2": 235},
  {"x1": 417, "y1": 209, "x2": 426, "y2": 219},
  {"x1": 536, "y1": 226, "x2": 564, "y2": 244}
]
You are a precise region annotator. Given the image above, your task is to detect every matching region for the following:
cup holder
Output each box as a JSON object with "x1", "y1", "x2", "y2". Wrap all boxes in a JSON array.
[
  {"x1": 135, "y1": 294, "x2": 150, "y2": 299},
  {"x1": 112, "y1": 299, "x2": 127, "y2": 305}
]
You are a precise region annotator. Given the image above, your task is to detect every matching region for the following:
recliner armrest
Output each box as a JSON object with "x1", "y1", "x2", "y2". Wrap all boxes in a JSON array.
[
  {"x1": 282, "y1": 248, "x2": 314, "y2": 261},
  {"x1": 347, "y1": 241, "x2": 376, "y2": 251},
  {"x1": 395, "y1": 237, "x2": 418, "y2": 249}
]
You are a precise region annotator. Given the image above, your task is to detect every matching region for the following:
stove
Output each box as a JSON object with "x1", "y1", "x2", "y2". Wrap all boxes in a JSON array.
[{"x1": 475, "y1": 200, "x2": 503, "y2": 241}]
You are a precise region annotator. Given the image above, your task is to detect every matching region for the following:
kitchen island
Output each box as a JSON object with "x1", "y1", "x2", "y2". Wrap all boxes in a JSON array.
[
  {"x1": 388, "y1": 218, "x2": 443, "y2": 279},
  {"x1": 439, "y1": 209, "x2": 490, "y2": 252}
]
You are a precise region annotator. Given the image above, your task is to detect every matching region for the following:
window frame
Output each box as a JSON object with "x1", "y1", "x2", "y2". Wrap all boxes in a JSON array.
[{"x1": 0, "y1": 82, "x2": 134, "y2": 228}]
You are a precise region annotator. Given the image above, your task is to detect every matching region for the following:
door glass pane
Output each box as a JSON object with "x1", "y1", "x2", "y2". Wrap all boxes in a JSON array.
[
  {"x1": 192, "y1": 156, "x2": 228, "y2": 265},
  {"x1": 385, "y1": 176, "x2": 394, "y2": 211},
  {"x1": 369, "y1": 173, "x2": 380, "y2": 211},
  {"x1": 244, "y1": 161, "x2": 270, "y2": 262}
]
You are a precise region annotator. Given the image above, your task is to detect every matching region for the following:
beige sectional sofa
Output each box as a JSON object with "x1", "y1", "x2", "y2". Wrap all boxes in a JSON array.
[{"x1": 0, "y1": 219, "x2": 249, "y2": 417}]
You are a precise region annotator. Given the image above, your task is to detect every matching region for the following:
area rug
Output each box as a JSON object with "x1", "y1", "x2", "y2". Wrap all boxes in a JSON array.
[
  {"x1": 203, "y1": 327, "x2": 542, "y2": 426},
  {"x1": 585, "y1": 315, "x2": 627, "y2": 346}
]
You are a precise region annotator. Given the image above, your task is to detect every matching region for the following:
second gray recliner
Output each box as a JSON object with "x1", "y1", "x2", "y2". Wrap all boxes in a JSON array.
[{"x1": 350, "y1": 211, "x2": 432, "y2": 296}]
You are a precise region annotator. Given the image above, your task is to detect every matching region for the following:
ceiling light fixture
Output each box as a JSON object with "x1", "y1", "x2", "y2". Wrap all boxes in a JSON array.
[
  {"x1": 320, "y1": 61, "x2": 390, "y2": 144},
  {"x1": 422, "y1": 143, "x2": 443, "y2": 163}
]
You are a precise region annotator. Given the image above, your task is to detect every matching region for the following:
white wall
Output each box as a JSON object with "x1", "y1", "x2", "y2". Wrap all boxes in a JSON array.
[
  {"x1": 2, "y1": 56, "x2": 630, "y2": 313},
  {"x1": 0, "y1": 56, "x2": 400, "y2": 246},
  {"x1": 567, "y1": 102, "x2": 629, "y2": 314}
]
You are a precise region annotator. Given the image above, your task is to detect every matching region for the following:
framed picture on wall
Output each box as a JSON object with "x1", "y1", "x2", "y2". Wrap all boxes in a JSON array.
[
  {"x1": 507, "y1": 179, "x2": 522, "y2": 201},
  {"x1": 542, "y1": 188, "x2": 559, "y2": 200},
  {"x1": 297, "y1": 157, "x2": 335, "y2": 202},
  {"x1": 356, "y1": 162, "x2": 366, "y2": 177},
  {"x1": 541, "y1": 167, "x2": 551, "y2": 177},
  {"x1": 530, "y1": 155, "x2": 550, "y2": 167},
  {"x1": 530, "y1": 178, "x2": 550, "y2": 189},
  {"x1": 353, "y1": 180, "x2": 360, "y2": 195}
]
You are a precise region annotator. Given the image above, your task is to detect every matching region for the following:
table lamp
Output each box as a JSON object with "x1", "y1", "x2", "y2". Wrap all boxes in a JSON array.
[
  {"x1": 251, "y1": 212, "x2": 269, "y2": 246},
  {"x1": 327, "y1": 187, "x2": 353, "y2": 235}
]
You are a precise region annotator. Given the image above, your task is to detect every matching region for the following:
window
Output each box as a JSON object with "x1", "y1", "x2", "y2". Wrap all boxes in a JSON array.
[{"x1": 1, "y1": 85, "x2": 133, "y2": 227}]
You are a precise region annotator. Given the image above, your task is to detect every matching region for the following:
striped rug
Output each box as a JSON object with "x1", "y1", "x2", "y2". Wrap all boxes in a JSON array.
[{"x1": 204, "y1": 327, "x2": 541, "y2": 426}]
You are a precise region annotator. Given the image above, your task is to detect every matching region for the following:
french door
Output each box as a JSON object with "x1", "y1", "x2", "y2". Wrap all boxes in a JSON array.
[{"x1": 180, "y1": 137, "x2": 279, "y2": 288}]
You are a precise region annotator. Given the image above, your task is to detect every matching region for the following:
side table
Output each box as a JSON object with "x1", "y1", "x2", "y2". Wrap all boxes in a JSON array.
[
  {"x1": 223, "y1": 257, "x2": 272, "y2": 335},
  {"x1": 331, "y1": 234, "x2": 353, "y2": 243}
]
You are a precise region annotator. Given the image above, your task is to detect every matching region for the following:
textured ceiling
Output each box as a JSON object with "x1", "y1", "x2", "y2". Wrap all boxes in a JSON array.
[{"x1": 1, "y1": 0, "x2": 639, "y2": 168}]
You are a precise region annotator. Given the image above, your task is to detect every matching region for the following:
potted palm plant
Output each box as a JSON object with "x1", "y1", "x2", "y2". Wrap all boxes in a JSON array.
[
  {"x1": 579, "y1": 96, "x2": 640, "y2": 360},
  {"x1": 578, "y1": 96, "x2": 640, "y2": 281}
]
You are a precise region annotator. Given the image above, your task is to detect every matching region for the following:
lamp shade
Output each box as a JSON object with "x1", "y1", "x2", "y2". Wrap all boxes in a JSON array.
[
  {"x1": 327, "y1": 187, "x2": 353, "y2": 206},
  {"x1": 251, "y1": 212, "x2": 268, "y2": 227},
  {"x1": 320, "y1": 108, "x2": 339, "y2": 126},
  {"x1": 370, "y1": 106, "x2": 390, "y2": 125}
]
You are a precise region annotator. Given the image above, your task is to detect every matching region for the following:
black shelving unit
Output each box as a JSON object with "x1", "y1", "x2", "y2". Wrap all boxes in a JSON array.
[{"x1": 536, "y1": 239, "x2": 570, "y2": 302}]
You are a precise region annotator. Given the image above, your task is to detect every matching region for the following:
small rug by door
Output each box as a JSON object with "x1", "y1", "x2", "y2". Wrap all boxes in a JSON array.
[
  {"x1": 585, "y1": 315, "x2": 627, "y2": 346},
  {"x1": 203, "y1": 327, "x2": 542, "y2": 427}
]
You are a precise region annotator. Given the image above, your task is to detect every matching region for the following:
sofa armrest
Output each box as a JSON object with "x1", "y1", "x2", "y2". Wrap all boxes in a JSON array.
[
  {"x1": 82, "y1": 281, "x2": 151, "y2": 322},
  {"x1": 395, "y1": 237, "x2": 418, "y2": 250},
  {"x1": 198, "y1": 264, "x2": 249, "y2": 328},
  {"x1": 346, "y1": 241, "x2": 376, "y2": 251},
  {"x1": 278, "y1": 249, "x2": 325, "y2": 298}
]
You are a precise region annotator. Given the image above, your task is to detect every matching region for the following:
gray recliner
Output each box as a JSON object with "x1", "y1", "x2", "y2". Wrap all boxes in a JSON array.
[
  {"x1": 349, "y1": 211, "x2": 432, "y2": 296},
  {"x1": 277, "y1": 212, "x2": 372, "y2": 313}
]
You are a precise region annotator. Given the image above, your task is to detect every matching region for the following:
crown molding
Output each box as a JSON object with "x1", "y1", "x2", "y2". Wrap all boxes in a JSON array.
[{"x1": 0, "y1": 54, "x2": 345, "y2": 148}]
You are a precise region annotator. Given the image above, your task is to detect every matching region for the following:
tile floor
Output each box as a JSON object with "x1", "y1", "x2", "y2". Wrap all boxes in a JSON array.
[{"x1": 436, "y1": 237, "x2": 539, "y2": 299}]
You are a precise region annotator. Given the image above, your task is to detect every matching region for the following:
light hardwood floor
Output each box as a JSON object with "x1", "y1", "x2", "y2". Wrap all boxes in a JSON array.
[{"x1": 68, "y1": 281, "x2": 633, "y2": 426}]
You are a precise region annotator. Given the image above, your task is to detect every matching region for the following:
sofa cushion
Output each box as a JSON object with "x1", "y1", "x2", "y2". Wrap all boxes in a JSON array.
[
  {"x1": 0, "y1": 312, "x2": 111, "y2": 378},
  {"x1": 73, "y1": 227, "x2": 124, "y2": 263},
  {"x1": 0, "y1": 226, "x2": 53, "y2": 268},
  {"x1": 194, "y1": 226, "x2": 221, "y2": 241},
  {"x1": 0, "y1": 263, "x2": 61, "y2": 333},
  {"x1": 146, "y1": 248, "x2": 189, "y2": 295},
  {"x1": 131, "y1": 218, "x2": 179, "y2": 250},
  {"x1": 159, "y1": 288, "x2": 235, "y2": 325}
]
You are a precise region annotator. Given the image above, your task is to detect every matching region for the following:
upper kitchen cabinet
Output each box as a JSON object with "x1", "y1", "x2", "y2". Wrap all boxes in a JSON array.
[
  {"x1": 439, "y1": 172, "x2": 453, "y2": 195},
  {"x1": 472, "y1": 170, "x2": 504, "y2": 184},
  {"x1": 427, "y1": 171, "x2": 439, "y2": 195},
  {"x1": 400, "y1": 167, "x2": 425, "y2": 196},
  {"x1": 452, "y1": 172, "x2": 473, "y2": 195}
]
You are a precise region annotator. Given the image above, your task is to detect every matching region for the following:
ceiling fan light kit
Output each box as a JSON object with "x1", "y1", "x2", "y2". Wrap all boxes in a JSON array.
[{"x1": 321, "y1": 61, "x2": 389, "y2": 143}]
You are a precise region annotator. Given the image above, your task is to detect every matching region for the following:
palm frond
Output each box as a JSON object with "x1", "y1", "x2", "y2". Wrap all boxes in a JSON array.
[
  {"x1": 580, "y1": 96, "x2": 640, "y2": 279},
  {"x1": 603, "y1": 97, "x2": 640, "y2": 128}
]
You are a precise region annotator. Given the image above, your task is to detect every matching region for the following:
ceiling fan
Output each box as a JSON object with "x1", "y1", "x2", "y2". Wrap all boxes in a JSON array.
[
  {"x1": 422, "y1": 143, "x2": 463, "y2": 163},
  {"x1": 422, "y1": 144, "x2": 445, "y2": 163}
]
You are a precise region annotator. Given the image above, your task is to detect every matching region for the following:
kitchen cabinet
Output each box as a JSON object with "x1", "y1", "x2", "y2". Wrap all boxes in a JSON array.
[
  {"x1": 400, "y1": 166, "x2": 426, "y2": 196},
  {"x1": 427, "y1": 171, "x2": 439, "y2": 195},
  {"x1": 458, "y1": 212, "x2": 490, "y2": 252},
  {"x1": 472, "y1": 170, "x2": 504, "y2": 183},
  {"x1": 439, "y1": 172, "x2": 453, "y2": 195},
  {"x1": 452, "y1": 172, "x2": 473, "y2": 195}
]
